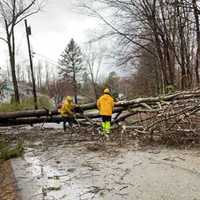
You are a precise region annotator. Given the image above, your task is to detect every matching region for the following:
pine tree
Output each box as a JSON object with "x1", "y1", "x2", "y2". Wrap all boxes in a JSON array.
[{"x1": 59, "y1": 39, "x2": 84, "y2": 103}]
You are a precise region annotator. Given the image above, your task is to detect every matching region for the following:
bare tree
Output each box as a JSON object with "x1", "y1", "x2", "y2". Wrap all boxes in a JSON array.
[
  {"x1": 84, "y1": 43, "x2": 104, "y2": 100},
  {"x1": 0, "y1": 0, "x2": 42, "y2": 103},
  {"x1": 192, "y1": 0, "x2": 200, "y2": 86},
  {"x1": 78, "y1": 0, "x2": 200, "y2": 92},
  {"x1": 35, "y1": 61, "x2": 42, "y2": 89},
  {"x1": 45, "y1": 62, "x2": 50, "y2": 89}
]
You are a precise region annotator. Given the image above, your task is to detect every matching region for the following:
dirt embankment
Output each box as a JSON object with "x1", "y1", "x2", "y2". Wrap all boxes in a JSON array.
[{"x1": 0, "y1": 160, "x2": 21, "y2": 200}]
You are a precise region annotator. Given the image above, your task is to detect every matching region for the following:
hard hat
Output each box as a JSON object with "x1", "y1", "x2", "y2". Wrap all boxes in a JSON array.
[
  {"x1": 66, "y1": 96, "x2": 73, "y2": 101},
  {"x1": 104, "y1": 88, "x2": 110, "y2": 94}
]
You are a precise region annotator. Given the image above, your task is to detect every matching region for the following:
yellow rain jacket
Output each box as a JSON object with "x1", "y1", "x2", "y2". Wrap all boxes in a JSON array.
[
  {"x1": 58, "y1": 100, "x2": 75, "y2": 117},
  {"x1": 97, "y1": 94, "x2": 114, "y2": 116}
]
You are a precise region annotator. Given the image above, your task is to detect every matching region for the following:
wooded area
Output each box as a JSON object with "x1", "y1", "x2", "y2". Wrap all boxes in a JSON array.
[
  {"x1": 79, "y1": 0, "x2": 200, "y2": 95},
  {"x1": 3, "y1": 0, "x2": 200, "y2": 105}
]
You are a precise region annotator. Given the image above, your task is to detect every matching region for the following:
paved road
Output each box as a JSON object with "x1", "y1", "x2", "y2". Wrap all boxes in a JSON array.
[{"x1": 12, "y1": 143, "x2": 200, "y2": 200}]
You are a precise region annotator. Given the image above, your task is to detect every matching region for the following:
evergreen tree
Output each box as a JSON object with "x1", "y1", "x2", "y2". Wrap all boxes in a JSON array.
[{"x1": 59, "y1": 39, "x2": 84, "y2": 103}]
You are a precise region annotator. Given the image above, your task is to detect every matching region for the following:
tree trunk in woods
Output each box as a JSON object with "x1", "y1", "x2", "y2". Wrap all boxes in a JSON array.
[
  {"x1": 5, "y1": 20, "x2": 20, "y2": 103},
  {"x1": 73, "y1": 66, "x2": 78, "y2": 104},
  {"x1": 176, "y1": 1, "x2": 187, "y2": 89},
  {"x1": 193, "y1": 0, "x2": 200, "y2": 86}
]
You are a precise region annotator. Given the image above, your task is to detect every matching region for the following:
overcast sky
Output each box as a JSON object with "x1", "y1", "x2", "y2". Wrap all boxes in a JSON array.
[{"x1": 0, "y1": 0, "x2": 111, "y2": 74}]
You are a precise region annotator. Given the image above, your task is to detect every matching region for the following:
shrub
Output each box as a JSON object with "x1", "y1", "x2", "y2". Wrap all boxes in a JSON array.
[{"x1": 0, "y1": 141, "x2": 24, "y2": 161}]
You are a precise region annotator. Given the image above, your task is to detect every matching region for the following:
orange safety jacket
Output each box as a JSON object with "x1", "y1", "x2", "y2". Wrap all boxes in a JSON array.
[{"x1": 97, "y1": 94, "x2": 114, "y2": 116}]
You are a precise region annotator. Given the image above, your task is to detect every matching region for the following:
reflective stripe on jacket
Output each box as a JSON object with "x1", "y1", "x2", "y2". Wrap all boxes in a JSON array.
[{"x1": 97, "y1": 94, "x2": 114, "y2": 116}]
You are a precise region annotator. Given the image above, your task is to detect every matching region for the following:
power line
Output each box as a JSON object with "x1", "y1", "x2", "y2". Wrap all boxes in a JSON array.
[
  {"x1": 33, "y1": 52, "x2": 62, "y2": 68},
  {"x1": 30, "y1": 34, "x2": 62, "y2": 68}
]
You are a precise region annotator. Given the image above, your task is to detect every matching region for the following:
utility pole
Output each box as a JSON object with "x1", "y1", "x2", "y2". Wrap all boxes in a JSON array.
[{"x1": 25, "y1": 19, "x2": 38, "y2": 109}]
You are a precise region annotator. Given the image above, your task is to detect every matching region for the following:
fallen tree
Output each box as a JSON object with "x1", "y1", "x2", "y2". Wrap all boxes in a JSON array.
[
  {"x1": 1, "y1": 89, "x2": 200, "y2": 146},
  {"x1": 1, "y1": 90, "x2": 200, "y2": 121},
  {"x1": 1, "y1": 89, "x2": 200, "y2": 134},
  {"x1": 0, "y1": 107, "x2": 126, "y2": 126}
]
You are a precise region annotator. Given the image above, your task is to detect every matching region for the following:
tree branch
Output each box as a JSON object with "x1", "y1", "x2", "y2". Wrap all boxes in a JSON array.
[
  {"x1": 81, "y1": 4, "x2": 157, "y2": 57},
  {"x1": 0, "y1": 37, "x2": 8, "y2": 43}
]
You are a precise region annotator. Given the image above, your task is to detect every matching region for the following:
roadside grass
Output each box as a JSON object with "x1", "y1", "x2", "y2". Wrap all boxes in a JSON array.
[
  {"x1": 0, "y1": 96, "x2": 52, "y2": 112},
  {"x1": 0, "y1": 140, "x2": 24, "y2": 161}
]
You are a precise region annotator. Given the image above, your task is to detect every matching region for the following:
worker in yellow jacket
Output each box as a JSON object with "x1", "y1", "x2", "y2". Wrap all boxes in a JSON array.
[
  {"x1": 97, "y1": 88, "x2": 115, "y2": 135},
  {"x1": 58, "y1": 96, "x2": 77, "y2": 131}
]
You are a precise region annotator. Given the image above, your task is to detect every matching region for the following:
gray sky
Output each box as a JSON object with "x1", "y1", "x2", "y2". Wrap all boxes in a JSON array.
[{"x1": 0, "y1": 0, "x2": 100, "y2": 70}]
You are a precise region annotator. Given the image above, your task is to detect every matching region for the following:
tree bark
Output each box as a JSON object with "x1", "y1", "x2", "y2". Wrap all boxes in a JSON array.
[
  {"x1": 72, "y1": 62, "x2": 78, "y2": 104},
  {"x1": 5, "y1": 19, "x2": 20, "y2": 103},
  {"x1": 193, "y1": 0, "x2": 200, "y2": 86},
  {"x1": 1, "y1": 90, "x2": 200, "y2": 122}
]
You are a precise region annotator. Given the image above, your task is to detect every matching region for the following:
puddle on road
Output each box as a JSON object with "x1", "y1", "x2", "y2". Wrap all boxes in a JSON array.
[
  {"x1": 12, "y1": 144, "x2": 200, "y2": 200},
  {"x1": 12, "y1": 145, "x2": 112, "y2": 200}
]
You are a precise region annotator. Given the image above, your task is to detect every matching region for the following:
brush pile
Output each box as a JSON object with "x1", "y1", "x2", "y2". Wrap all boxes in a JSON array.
[{"x1": 1, "y1": 89, "x2": 200, "y2": 145}]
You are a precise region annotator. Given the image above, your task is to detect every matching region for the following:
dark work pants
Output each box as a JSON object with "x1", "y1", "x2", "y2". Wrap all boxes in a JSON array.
[
  {"x1": 62, "y1": 116, "x2": 77, "y2": 131},
  {"x1": 102, "y1": 115, "x2": 112, "y2": 122}
]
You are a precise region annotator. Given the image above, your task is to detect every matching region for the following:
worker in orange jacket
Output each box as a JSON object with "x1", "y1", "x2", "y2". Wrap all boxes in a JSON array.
[
  {"x1": 58, "y1": 96, "x2": 77, "y2": 131},
  {"x1": 97, "y1": 88, "x2": 115, "y2": 135}
]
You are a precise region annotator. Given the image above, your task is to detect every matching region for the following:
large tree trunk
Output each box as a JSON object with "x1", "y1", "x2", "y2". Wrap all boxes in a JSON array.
[
  {"x1": 73, "y1": 78, "x2": 78, "y2": 104},
  {"x1": 150, "y1": 0, "x2": 169, "y2": 92},
  {"x1": 5, "y1": 20, "x2": 20, "y2": 103},
  {"x1": 1, "y1": 90, "x2": 200, "y2": 121},
  {"x1": 193, "y1": 0, "x2": 200, "y2": 86},
  {"x1": 176, "y1": 2, "x2": 187, "y2": 89},
  {"x1": 159, "y1": 0, "x2": 175, "y2": 87},
  {"x1": 1, "y1": 89, "x2": 200, "y2": 127}
]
